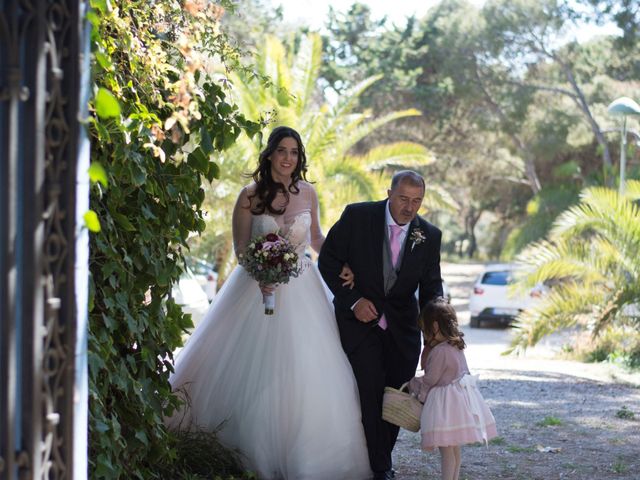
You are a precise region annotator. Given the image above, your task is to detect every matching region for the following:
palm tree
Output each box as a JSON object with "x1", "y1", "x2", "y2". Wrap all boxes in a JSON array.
[
  {"x1": 508, "y1": 180, "x2": 640, "y2": 353},
  {"x1": 201, "y1": 33, "x2": 456, "y2": 281}
]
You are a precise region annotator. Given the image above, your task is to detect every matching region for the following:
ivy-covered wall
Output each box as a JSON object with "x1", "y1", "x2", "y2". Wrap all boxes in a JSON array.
[{"x1": 87, "y1": 1, "x2": 259, "y2": 477}]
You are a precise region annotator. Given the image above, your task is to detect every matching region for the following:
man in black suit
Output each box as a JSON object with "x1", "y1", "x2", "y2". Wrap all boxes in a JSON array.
[{"x1": 319, "y1": 170, "x2": 443, "y2": 480}]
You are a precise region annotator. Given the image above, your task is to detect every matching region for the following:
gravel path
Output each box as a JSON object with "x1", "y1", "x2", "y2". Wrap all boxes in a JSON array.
[{"x1": 392, "y1": 262, "x2": 640, "y2": 480}]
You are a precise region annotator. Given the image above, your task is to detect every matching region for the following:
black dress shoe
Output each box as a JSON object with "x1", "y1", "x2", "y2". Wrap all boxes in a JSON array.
[{"x1": 372, "y1": 470, "x2": 394, "y2": 480}]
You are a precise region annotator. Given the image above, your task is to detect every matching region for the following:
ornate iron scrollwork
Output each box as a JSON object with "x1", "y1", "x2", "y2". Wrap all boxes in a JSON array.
[
  {"x1": 41, "y1": 0, "x2": 74, "y2": 476},
  {"x1": 0, "y1": 1, "x2": 34, "y2": 103},
  {"x1": 0, "y1": 67, "x2": 30, "y2": 102},
  {"x1": 16, "y1": 451, "x2": 30, "y2": 479},
  {"x1": 1, "y1": 0, "x2": 87, "y2": 477}
]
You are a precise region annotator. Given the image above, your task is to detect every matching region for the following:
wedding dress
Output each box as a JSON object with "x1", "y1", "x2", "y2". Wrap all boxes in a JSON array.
[{"x1": 168, "y1": 182, "x2": 371, "y2": 480}]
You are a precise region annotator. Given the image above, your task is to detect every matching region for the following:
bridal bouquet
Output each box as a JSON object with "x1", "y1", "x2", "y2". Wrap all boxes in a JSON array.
[{"x1": 239, "y1": 233, "x2": 301, "y2": 314}]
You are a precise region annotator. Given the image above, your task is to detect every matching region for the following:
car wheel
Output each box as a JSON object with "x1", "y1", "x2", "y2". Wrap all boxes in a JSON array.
[{"x1": 470, "y1": 316, "x2": 480, "y2": 328}]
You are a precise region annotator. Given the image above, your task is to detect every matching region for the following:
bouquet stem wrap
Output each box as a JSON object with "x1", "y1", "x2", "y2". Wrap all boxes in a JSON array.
[{"x1": 263, "y1": 292, "x2": 275, "y2": 315}]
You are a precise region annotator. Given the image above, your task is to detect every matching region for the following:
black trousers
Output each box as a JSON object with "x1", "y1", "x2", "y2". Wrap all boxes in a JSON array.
[{"x1": 347, "y1": 327, "x2": 419, "y2": 473}]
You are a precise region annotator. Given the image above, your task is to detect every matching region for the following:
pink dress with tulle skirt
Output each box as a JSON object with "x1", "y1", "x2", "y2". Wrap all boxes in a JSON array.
[{"x1": 409, "y1": 342, "x2": 497, "y2": 449}]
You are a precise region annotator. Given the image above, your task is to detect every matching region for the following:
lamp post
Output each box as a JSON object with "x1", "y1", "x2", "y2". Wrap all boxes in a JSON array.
[{"x1": 607, "y1": 96, "x2": 640, "y2": 195}]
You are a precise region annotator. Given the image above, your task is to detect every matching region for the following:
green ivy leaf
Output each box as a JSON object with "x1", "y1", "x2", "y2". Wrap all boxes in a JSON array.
[
  {"x1": 90, "y1": 0, "x2": 108, "y2": 14},
  {"x1": 88, "y1": 162, "x2": 108, "y2": 187},
  {"x1": 188, "y1": 147, "x2": 209, "y2": 174},
  {"x1": 129, "y1": 163, "x2": 147, "y2": 186},
  {"x1": 95, "y1": 88, "x2": 121, "y2": 119},
  {"x1": 206, "y1": 161, "x2": 221, "y2": 182},
  {"x1": 84, "y1": 210, "x2": 101, "y2": 232},
  {"x1": 86, "y1": 10, "x2": 101, "y2": 26},
  {"x1": 94, "y1": 51, "x2": 113, "y2": 71},
  {"x1": 135, "y1": 430, "x2": 149, "y2": 446},
  {"x1": 112, "y1": 212, "x2": 137, "y2": 231},
  {"x1": 200, "y1": 126, "x2": 214, "y2": 154}
]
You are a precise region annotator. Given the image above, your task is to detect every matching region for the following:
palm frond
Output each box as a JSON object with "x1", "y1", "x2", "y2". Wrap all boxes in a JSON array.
[
  {"x1": 332, "y1": 75, "x2": 383, "y2": 118},
  {"x1": 507, "y1": 283, "x2": 600, "y2": 354},
  {"x1": 515, "y1": 239, "x2": 603, "y2": 285},
  {"x1": 335, "y1": 109, "x2": 422, "y2": 154},
  {"x1": 290, "y1": 33, "x2": 322, "y2": 115},
  {"x1": 323, "y1": 160, "x2": 378, "y2": 199},
  {"x1": 623, "y1": 179, "x2": 640, "y2": 201},
  {"x1": 303, "y1": 113, "x2": 337, "y2": 162},
  {"x1": 351, "y1": 142, "x2": 435, "y2": 169},
  {"x1": 511, "y1": 184, "x2": 640, "y2": 350},
  {"x1": 421, "y1": 185, "x2": 460, "y2": 213}
]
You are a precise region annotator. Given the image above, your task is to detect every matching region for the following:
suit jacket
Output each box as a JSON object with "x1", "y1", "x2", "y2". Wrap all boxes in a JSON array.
[{"x1": 318, "y1": 200, "x2": 443, "y2": 361}]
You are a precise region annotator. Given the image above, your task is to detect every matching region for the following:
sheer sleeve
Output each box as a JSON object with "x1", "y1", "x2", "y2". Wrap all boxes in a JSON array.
[
  {"x1": 232, "y1": 185, "x2": 254, "y2": 257},
  {"x1": 308, "y1": 184, "x2": 325, "y2": 253},
  {"x1": 409, "y1": 345, "x2": 448, "y2": 403}
]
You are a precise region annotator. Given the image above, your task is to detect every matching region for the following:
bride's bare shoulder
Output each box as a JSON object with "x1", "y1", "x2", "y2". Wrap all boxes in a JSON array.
[
  {"x1": 241, "y1": 182, "x2": 258, "y2": 195},
  {"x1": 237, "y1": 183, "x2": 258, "y2": 208}
]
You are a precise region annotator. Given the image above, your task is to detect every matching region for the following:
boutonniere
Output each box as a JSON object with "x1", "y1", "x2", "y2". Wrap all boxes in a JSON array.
[{"x1": 409, "y1": 228, "x2": 426, "y2": 251}]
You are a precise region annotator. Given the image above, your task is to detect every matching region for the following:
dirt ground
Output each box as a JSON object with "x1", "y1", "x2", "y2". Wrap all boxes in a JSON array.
[{"x1": 392, "y1": 262, "x2": 640, "y2": 480}]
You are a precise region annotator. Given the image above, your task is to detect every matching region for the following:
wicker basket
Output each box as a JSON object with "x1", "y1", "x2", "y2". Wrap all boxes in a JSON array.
[{"x1": 382, "y1": 382, "x2": 422, "y2": 432}]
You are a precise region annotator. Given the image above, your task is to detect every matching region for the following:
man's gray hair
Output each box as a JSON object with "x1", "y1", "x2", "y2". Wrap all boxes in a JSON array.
[{"x1": 390, "y1": 170, "x2": 425, "y2": 191}]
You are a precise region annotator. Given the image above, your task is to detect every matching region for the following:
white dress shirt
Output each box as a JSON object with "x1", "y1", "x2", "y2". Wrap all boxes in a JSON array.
[{"x1": 385, "y1": 201, "x2": 410, "y2": 244}]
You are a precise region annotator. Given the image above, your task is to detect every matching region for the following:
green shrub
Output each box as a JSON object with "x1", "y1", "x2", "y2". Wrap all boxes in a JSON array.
[{"x1": 88, "y1": 1, "x2": 259, "y2": 478}]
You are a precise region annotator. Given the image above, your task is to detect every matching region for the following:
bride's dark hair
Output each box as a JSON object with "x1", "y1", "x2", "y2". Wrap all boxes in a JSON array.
[{"x1": 248, "y1": 126, "x2": 309, "y2": 215}]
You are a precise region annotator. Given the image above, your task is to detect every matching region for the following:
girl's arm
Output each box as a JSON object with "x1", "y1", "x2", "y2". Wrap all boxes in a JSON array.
[{"x1": 409, "y1": 346, "x2": 447, "y2": 403}]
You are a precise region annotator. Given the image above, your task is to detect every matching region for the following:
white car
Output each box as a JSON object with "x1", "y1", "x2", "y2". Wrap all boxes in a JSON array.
[
  {"x1": 186, "y1": 257, "x2": 218, "y2": 302},
  {"x1": 468, "y1": 264, "x2": 544, "y2": 328},
  {"x1": 442, "y1": 280, "x2": 451, "y2": 303},
  {"x1": 171, "y1": 267, "x2": 211, "y2": 327}
]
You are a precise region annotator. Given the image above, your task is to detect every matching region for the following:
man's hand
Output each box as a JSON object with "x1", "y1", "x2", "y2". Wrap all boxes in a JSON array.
[{"x1": 353, "y1": 298, "x2": 378, "y2": 323}]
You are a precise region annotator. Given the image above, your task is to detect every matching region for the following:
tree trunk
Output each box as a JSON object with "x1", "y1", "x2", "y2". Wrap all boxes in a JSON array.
[
  {"x1": 472, "y1": 63, "x2": 542, "y2": 194},
  {"x1": 561, "y1": 64, "x2": 614, "y2": 186},
  {"x1": 215, "y1": 236, "x2": 236, "y2": 288},
  {"x1": 465, "y1": 207, "x2": 482, "y2": 258}
]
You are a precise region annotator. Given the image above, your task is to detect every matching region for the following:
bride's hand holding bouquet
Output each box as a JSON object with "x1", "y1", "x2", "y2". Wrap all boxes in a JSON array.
[{"x1": 239, "y1": 232, "x2": 302, "y2": 314}]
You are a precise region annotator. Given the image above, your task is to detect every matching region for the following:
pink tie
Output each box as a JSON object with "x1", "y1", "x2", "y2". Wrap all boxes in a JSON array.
[
  {"x1": 379, "y1": 224, "x2": 403, "y2": 330},
  {"x1": 389, "y1": 224, "x2": 403, "y2": 267}
]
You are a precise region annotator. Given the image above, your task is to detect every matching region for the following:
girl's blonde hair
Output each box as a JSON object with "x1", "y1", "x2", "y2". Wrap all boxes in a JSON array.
[{"x1": 419, "y1": 298, "x2": 466, "y2": 350}]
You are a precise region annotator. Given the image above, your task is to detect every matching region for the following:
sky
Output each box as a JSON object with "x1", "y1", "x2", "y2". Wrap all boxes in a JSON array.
[
  {"x1": 273, "y1": 0, "x2": 619, "y2": 42},
  {"x1": 275, "y1": 0, "x2": 447, "y2": 29}
]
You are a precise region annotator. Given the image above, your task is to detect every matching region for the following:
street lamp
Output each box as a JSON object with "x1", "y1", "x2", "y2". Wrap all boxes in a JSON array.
[{"x1": 607, "y1": 96, "x2": 640, "y2": 195}]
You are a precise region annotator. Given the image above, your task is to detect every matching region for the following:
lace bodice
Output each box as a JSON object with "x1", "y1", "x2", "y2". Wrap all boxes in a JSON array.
[
  {"x1": 251, "y1": 213, "x2": 312, "y2": 255},
  {"x1": 232, "y1": 181, "x2": 325, "y2": 257}
]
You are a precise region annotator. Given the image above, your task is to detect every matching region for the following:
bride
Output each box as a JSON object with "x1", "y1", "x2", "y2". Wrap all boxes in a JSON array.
[{"x1": 168, "y1": 126, "x2": 371, "y2": 480}]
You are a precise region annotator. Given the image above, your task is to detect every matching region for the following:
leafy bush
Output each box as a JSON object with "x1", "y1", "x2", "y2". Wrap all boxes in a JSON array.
[
  {"x1": 502, "y1": 184, "x2": 579, "y2": 259},
  {"x1": 88, "y1": 1, "x2": 259, "y2": 478},
  {"x1": 509, "y1": 181, "x2": 640, "y2": 352}
]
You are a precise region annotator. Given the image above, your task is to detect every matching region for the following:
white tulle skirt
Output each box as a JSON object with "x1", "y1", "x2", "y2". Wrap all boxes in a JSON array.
[{"x1": 168, "y1": 262, "x2": 371, "y2": 480}]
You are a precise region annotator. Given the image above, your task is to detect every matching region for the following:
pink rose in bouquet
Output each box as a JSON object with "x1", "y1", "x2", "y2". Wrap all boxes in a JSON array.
[{"x1": 239, "y1": 233, "x2": 302, "y2": 314}]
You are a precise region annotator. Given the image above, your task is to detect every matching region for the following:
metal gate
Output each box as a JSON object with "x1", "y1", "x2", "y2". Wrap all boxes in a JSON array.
[{"x1": 0, "y1": 1, "x2": 89, "y2": 479}]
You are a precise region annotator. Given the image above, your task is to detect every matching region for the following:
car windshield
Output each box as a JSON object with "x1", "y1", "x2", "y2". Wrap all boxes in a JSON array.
[{"x1": 481, "y1": 271, "x2": 512, "y2": 285}]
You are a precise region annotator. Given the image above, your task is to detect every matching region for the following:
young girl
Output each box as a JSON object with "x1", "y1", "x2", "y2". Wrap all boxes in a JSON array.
[{"x1": 409, "y1": 298, "x2": 497, "y2": 480}]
